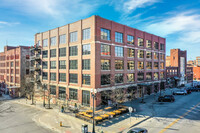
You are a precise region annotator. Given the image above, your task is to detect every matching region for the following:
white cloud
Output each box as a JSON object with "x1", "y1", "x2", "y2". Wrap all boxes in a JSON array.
[
  {"x1": 0, "y1": 21, "x2": 20, "y2": 28},
  {"x1": 145, "y1": 12, "x2": 200, "y2": 37},
  {"x1": 123, "y1": 0, "x2": 160, "y2": 13}
]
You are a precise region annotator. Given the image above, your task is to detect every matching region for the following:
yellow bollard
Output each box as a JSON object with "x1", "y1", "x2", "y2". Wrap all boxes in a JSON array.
[{"x1": 60, "y1": 121, "x2": 62, "y2": 127}]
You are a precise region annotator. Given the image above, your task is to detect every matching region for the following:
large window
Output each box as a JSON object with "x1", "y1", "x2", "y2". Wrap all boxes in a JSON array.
[
  {"x1": 101, "y1": 74, "x2": 110, "y2": 85},
  {"x1": 82, "y1": 74, "x2": 90, "y2": 85},
  {"x1": 59, "y1": 47, "x2": 66, "y2": 57},
  {"x1": 50, "y1": 49, "x2": 56, "y2": 57},
  {"x1": 101, "y1": 44, "x2": 110, "y2": 55},
  {"x1": 82, "y1": 59, "x2": 90, "y2": 70},
  {"x1": 59, "y1": 34, "x2": 66, "y2": 44},
  {"x1": 50, "y1": 85, "x2": 56, "y2": 95},
  {"x1": 115, "y1": 74, "x2": 123, "y2": 84},
  {"x1": 137, "y1": 72, "x2": 144, "y2": 81},
  {"x1": 138, "y1": 50, "x2": 144, "y2": 58},
  {"x1": 127, "y1": 35, "x2": 134, "y2": 45},
  {"x1": 70, "y1": 31, "x2": 78, "y2": 42},
  {"x1": 146, "y1": 40, "x2": 152, "y2": 48},
  {"x1": 146, "y1": 62, "x2": 152, "y2": 69},
  {"x1": 50, "y1": 36, "x2": 56, "y2": 46},
  {"x1": 115, "y1": 46, "x2": 123, "y2": 57},
  {"x1": 69, "y1": 46, "x2": 78, "y2": 56},
  {"x1": 154, "y1": 72, "x2": 159, "y2": 80},
  {"x1": 69, "y1": 60, "x2": 77, "y2": 69},
  {"x1": 154, "y1": 52, "x2": 159, "y2": 60},
  {"x1": 127, "y1": 61, "x2": 134, "y2": 70},
  {"x1": 115, "y1": 60, "x2": 124, "y2": 70},
  {"x1": 127, "y1": 48, "x2": 135, "y2": 57},
  {"x1": 83, "y1": 28, "x2": 90, "y2": 40},
  {"x1": 146, "y1": 72, "x2": 152, "y2": 80},
  {"x1": 59, "y1": 73, "x2": 66, "y2": 82},
  {"x1": 42, "y1": 50, "x2": 48, "y2": 58},
  {"x1": 160, "y1": 72, "x2": 164, "y2": 79},
  {"x1": 82, "y1": 44, "x2": 91, "y2": 55},
  {"x1": 50, "y1": 73, "x2": 56, "y2": 81},
  {"x1": 82, "y1": 90, "x2": 90, "y2": 106},
  {"x1": 69, "y1": 88, "x2": 78, "y2": 100},
  {"x1": 42, "y1": 72, "x2": 48, "y2": 80},
  {"x1": 160, "y1": 43, "x2": 165, "y2": 51},
  {"x1": 146, "y1": 51, "x2": 152, "y2": 59},
  {"x1": 43, "y1": 39, "x2": 48, "y2": 47},
  {"x1": 127, "y1": 73, "x2": 134, "y2": 83},
  {"x1": 160, "y1": 62, "x2": 164, "y2": 69},
  {"x1": 59, "y1": 60, "x2": 66, "y2": 69},
  {"x1": 154, "y1": 42, "x2": 159, "y2": 50},
  {"x1": 154, "y1": 62, "x2": 159, "y2": 69},
  {"x1": 101, "y1": 60, "x2": 110, "y2": 70},
  {"x1": 42, "y1": 61, "x2": 48, "y2": 69},
  {"x1": 69, "y1": 74, "x2": 78, "y2": 83},
  {"x1": 115, "y1": 32, "x2": 123, "y2": 43},
  {"x1": 138, "y1": 38, "x2": 144, "y2": 47},
  {"x1": 50, "y1": 61, "x2": 56, "y2": 69},
  {"x1": 59, "y1": 87, "x2": 66, "y2": 100},
  {"x1": 160, "y1": 53, "x2": 165, "y2": 60},
  {"x1": 138, "y1": 61, "x2": 144, "y2": 70},
  {"x1": 101, "y1": 28, "x2": 110, "y2": 40}
]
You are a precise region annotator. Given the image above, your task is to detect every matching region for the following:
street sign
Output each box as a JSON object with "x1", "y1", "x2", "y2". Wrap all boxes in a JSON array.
[{"x1": 128, "y1": 107, "x2": 133, "y2": 113}]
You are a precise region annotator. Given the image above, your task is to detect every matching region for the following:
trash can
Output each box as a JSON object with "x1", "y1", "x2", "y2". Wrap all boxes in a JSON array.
[{"x1": 81, "y1": 124, "x2": 88, "y2": 133}]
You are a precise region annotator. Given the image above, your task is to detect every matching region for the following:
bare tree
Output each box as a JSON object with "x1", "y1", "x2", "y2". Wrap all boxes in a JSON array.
[{"x1": 20, "y1": 74, "x2": 35, "y2": 104}]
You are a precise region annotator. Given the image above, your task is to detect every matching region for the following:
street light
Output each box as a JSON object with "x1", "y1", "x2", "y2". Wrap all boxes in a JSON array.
[
  {"x1": 43, "y1": 84, "x2": 46, "y2": 107},
  {"x1": 91, "y1": 88, "x2": 97, "y2": 133}
]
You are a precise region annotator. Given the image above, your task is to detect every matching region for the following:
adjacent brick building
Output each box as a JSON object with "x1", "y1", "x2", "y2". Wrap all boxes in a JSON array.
[
  {"x1": 0, "y1": 46, "x2": 30, "y2": 97},
  {"x1": 34, "y1": 15, "x2": 166, "y2": 107},
  {"x1": 193, "y1": 66, "x2": 200, "y2": 81}
]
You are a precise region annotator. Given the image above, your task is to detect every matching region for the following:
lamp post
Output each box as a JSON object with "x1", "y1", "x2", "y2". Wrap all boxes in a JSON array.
[
  {"x1": 91, "y1": 89, "x2": 97, "y2": 133},
  {"x1": 43, "y1": 84, "x2": 46, "y2": 107}
]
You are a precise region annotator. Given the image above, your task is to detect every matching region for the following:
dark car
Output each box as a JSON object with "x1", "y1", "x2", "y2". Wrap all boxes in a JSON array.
[
  {"x1": 158, "y1": 95, "x2": 175, "y2": 102},
  {"x1": 188, "y1": 87, "x2": 200, "y2": 92},
  {"x1": 173, "y1": 90, "x2": 187, "y2": 95},
  {"x1": 185, "y1": 88, "x2": 192, "y2": 94},
  {"x1": 127, "y1": 127, "x2": 148, "y2": 133}
]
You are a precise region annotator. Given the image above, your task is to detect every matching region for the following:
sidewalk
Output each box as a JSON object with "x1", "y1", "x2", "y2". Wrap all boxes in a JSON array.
[{"x1": 10, "y1": 86, "x2": 192, "y2": 133}]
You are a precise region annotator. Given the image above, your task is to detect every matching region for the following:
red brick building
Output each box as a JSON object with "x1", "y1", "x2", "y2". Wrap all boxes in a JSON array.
[
  {"x1": 34, "y1": 15, "x2": 166, "y2": 107},
  {"x1": 193, "y1": 66, "x2": 200, "y2": 81},
  {"x1": 0, "y1": 46, "x2": 30, "y2": 97},
  {"x1": 166, "y1": 49, "x2": 188, "y2": 87}
]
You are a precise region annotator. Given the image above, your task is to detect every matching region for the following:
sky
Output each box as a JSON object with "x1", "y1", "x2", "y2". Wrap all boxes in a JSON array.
[{"x1": 0, "y1": 0, "x2": 200, "y2": 60}]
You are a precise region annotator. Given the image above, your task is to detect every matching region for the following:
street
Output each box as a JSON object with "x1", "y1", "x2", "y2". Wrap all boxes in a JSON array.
[
  {"x1": 125, "y1": 91, "x2": 200, "y2": 133},
  {"x1": 0, "y1": 99, "x2": 53, "y2": 133}
]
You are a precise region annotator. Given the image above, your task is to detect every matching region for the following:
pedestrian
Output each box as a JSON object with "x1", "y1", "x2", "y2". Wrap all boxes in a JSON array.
[{"x1": 61, "y1": 105, "x2": 64, "y2": 113}]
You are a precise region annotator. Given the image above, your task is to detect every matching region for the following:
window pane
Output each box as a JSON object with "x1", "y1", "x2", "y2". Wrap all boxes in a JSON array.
[
  {"x1": 42, "y1": 50, "x2": 48, "y2": 58},
  {"x1": 50, "y1": 37, "x2": 56, "y2": 46},
  {"x1": 154, "y1": 72, "x2": 159, "y2": 80},
  {"x1": 70, "y1": 31, "x2": 78, "y2": 42},
  {"x1": 115, "y1": 46, "x2": 123, "y2": 57},
  {"x1": 138, "y1": 50, "x2": 144, "y2": 58},
  {"x1": 82, "y1": 90, "x2": 90, "y2": 106},
  {"x1": 59, "y1": 47, "x2": 66, "y2": 57},
  {"x1": 127, "y1": 73, "x2": 134, "y2": 83},
  {"x1": 154, "y1": 42, "x2": 159, "y2": 50},
  {"x1": 154, "y1": 52, "x2": 159, "y2": 60},
  {"x1": 115, "y1": 73, "x2": 123, "y2": 83},
  {"x1": 69, "y1": 88, "x2": 78, "y2": 100},
  {"x1": 115, "y1": 32, "x2": 123, "y2": 43},
  {"x1": 50, "y1": 73, "x2": 56, "y2": 81},
  {"x1": 42, "y1": 72, "x2": 48, "y2": 80},
  {"x1": 137, "y1": 72, "x2": 144, "y2": 81},
  {"x1": 83, "y1": 28, "x2": 90, "y2": 40},
  {"x1": 101, "y1": 74, "x2": 110, "y2": 85},
  {"x1": 146, "y1": 62, "x2": 152, "y2": 69},
  {"x1": 69, "y1": 46, "x2": 78, "y2": 56},
  {"x1": 146, "y1": 51, "x2": 152, "y2": 59},
  {"x1": 101, "y1": 44, "x2": 110, "y2": 55},
  {"x1": 101, "y1": 28, "x2": 110, "y2": 40},
  {"x1": 50, "y1": 49, "x2": 56, "y2": 57},
  {"x1": 138, "y1": 61, "x2": 144, "y2": 69},
  {"x1": 127, "y1": 35, "x2": 134, "y2": 45},
  {"x1": 82, "y1": 74, "x2": 90, "y2": 85},
  {"x1": 42, "y1": 61, "x2": 48, "y2": 69},
  {"x1": 127, "y1": 48, "x2": 135, "y2": 57},
  {"x1": 127, "y1": 61, "x2": 134, "y2": 70},
  {"x1": 146, "y1": 40, "x2": 152, "y2": 48},
  {"x1": 59, "y1": 87, "x2": 66, "y2": 100},
  {"x1": 101, "y1": 60, "x2": 110, "y2": 70},
  {"x1": 59, "y1": 60, "x2": 66, "y2": 69},
  {"x1": 146, "y1": 72, "x2": 152, "y2": 80},
  {"x1": 50, "y1": 85, "x2": 56, "y2": 95},
  {"x1": 154, "y1": 62, "x2": 159, "y2": 69},
  {"x1": 115, "y1": 60, "x2": 124, "y2": 70},
  {"x1": 138, "y1": 38, "x2": 144, "y2": 47},
  {"x1": 43, "y1": 39, "x2": 48, "y2": 47},
  {"x1": 82, "y1": 44, "x2": 91, "y2": 55},
  {"x1": 69, "y1": 60, "x2": 78, "y2": 69},
  {"x1": 50, "y1": 61, "x2": 56, "y2": 69},
  {"x1": 59, "y1": 34, "x2": 66, "y2": 44},
  {"x1": 59, "y1": 73, "x2": 66, "y2": 82},
  {"x1": 69, "y1": 74, "x2": 78, "y2": 83},
  {"x1": 82, "y1": 59, "x2": 90, "y2": 70}
]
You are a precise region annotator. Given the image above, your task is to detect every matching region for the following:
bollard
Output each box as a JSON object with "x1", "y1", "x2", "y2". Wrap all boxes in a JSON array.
[{"x1": 60, "y1": 121, "x2": 62, "y2": 127}]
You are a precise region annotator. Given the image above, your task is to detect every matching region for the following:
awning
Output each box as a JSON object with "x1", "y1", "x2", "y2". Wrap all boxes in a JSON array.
[{"x1": 7, "y1": 86, "x2": 20, "y2": 89}]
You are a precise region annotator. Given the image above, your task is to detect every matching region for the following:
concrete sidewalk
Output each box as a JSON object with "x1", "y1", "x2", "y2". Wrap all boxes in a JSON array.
[{"x1": 10, "y1": 85, "x2": 192, "y2": 133}]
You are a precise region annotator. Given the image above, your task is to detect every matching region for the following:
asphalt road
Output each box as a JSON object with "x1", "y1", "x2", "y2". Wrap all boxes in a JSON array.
[
  {"x1": 0, "y1": 99, "x2": 54, "y2": 133},
  {"x1": 129, "y1": 92, "x2": 200, "y2": 133}
]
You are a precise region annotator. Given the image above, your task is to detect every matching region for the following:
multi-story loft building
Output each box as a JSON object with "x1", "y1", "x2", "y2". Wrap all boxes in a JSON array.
[
  {"x1": 0, "y1": 46, "x2": 30, "y2": 96},
  {"x1": 193, "y1": 66, "x2": 200, "y2": 81},
  {"x1": 196, "y1": 56, "x2": 200, "y2": 66},
  {"x1": 33, "y1": 15, "x2": 166, "y2": 107},
  {"x1": 166, "y1": 49, "x2": 187, "y2": 86},
  {"x1": 186, "y1": 67, "x2": 193, "y2": 83},
  {"x1": 187, "y1": 60, "x2": 196, "y2": 67}
]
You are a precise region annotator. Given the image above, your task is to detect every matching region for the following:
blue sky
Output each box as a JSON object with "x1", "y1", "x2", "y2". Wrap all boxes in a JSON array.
[{"x1": 0, "y1": 0, "x2": 200, "y2": 60}]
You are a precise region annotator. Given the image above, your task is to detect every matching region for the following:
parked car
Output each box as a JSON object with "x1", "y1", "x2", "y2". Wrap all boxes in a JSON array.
[
  {"x1": 158, "y1": 95, "x2": 175, "y2": 102},
  {"x1": 127, "y1": 127, "x2": 148, "y2": 133},
  {"x1": 173, "y1": 90, "x2": 187, "y2": 95},
  {"x1": 0, "y1": 93, "x2": 2, "y2": 97},
  {"x1": 187, "y1": 87, "x2": 200, "y2": 92},
  {"x1": 185, "y1": 88, "x2": 192, "y2": 94}
]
